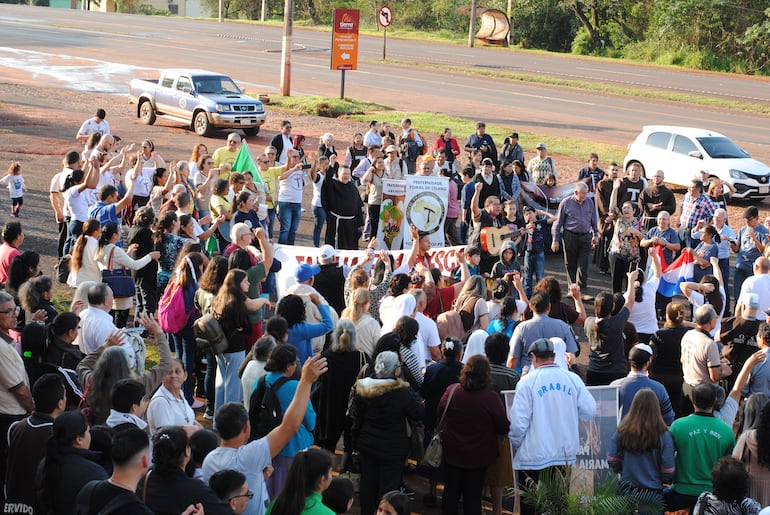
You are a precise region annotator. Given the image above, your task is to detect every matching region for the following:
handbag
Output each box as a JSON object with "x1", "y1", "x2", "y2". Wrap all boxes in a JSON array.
[
  {"x1": 101, "y1": 247, "x2": 136, "y2": 298},
  {"x1": 158, "y1": 283, "x2": 190, "y2": 334},
  {"x1": 422, "y1": 383, "x2": 460, "y2": 468}
]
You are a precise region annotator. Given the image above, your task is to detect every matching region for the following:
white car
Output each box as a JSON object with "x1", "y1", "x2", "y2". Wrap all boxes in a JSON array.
[{"x1": 623, "y1": 125, "x2": 770, "y2": 199}]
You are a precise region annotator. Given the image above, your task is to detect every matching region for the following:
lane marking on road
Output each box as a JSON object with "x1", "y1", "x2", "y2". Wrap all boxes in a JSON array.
[
  {"x1": 576, "y1": 66, "x2": 648, "y2": 77},
  {"x1": 0, "y1": 46, "x2": 151, "y2": 93}
]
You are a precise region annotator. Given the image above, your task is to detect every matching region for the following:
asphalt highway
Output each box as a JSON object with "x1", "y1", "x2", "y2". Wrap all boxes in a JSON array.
[{"x1": 1, "y1": 4, "x2": 769, "y2": 162}]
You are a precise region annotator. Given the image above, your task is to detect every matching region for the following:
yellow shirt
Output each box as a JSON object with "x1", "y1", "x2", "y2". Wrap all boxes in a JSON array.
[
  {"x1": 211, "y1": 147, "x2": 239, "y2": 177},
  {"x1": 261, "y1": 166, "x2": 282, "y2": 209}
]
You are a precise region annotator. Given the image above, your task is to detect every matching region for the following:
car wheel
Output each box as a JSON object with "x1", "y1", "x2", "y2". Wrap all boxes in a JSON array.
[
  {"x1": 243, "y1": 126, "x2": 260, "y2": 137},
  {"x1": 139, "y1": 101, "x2": 156, "y2": 125},
  {"x1": 194, "y1": 111, "x2": 212, "y2": 137}
]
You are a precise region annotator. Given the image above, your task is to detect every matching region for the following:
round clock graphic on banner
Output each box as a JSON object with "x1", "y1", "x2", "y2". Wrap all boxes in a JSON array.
[{"x1": 406, "y1": 191, "x2": 445, "y2": 235}]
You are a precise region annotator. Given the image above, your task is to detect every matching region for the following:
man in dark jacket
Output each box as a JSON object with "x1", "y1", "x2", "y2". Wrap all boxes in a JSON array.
[
  {"x1": 6, "y1": 374, "x2": 65, "y2": 513},
  {"x1": 313, "y1": 245, "x2": 347, "y2": 316}
]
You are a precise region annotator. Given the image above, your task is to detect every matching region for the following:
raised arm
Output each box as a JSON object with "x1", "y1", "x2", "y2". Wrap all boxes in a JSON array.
[
  {"x1": 254, "y1": 227, "x2": 273, "y2": 273},
  {"x1": 471, "y1": 181, "x2": 483, "y2": 222},
  {"x1": 624, "y1": 268, "x2": 639, "y2": 312},
  {"x1": 649, "y1": 247, "x2": 662, "y2": 278},
  {"x1": 267, "y1": 355, "x2": 328, "y2": 457}
]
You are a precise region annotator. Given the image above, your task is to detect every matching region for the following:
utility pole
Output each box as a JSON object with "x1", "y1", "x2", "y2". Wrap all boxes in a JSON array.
[
  {"x1": 468, "y1": 0, "x2": 477, "y2": 48},
  {"x1": 280, "y1": 0, "x2": 293, "y2": 95},
  {"x1": 218, "y1": 0, "x2": 223, "y2": 23},
  {"x1": 260, "y1": 0, "x2": 266, "y2": 21}
]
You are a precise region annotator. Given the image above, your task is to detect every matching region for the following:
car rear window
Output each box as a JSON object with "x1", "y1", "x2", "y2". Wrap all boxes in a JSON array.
[{"x1": 645, "y1": 132, "x2": 671, "y2": 149}]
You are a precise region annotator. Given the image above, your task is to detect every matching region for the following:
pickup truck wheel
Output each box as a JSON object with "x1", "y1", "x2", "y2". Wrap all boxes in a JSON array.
[
  {"x1": 243, "y1": 127, "x2": 260, "y2": 137},
  {"x1": 194, "y1": 112, "x2": 212, "y2": 137},
  {"x1": 139, "y1": 101, "x2": 156, "y2": 125}
]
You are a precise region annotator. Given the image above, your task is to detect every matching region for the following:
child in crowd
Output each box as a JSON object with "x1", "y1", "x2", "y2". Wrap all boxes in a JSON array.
[
  {"x1": 0, "y1": 162, "x2": 26, "y2": 217},
  {"x1": 453, "y1": 246, "x2": 481, "y2": 280},
  {"x1": 491, "y1": 240, "x2": 521, "y2": 279},
  {"x1": 502, "y1": 199, "x2": 524, "y2": 228},
  {"x1": 377, "y1": 491, "x2": 410, "y2": 515},
  {"x1": 522, "y1": 206, "x2": 554, "y2": 297}
]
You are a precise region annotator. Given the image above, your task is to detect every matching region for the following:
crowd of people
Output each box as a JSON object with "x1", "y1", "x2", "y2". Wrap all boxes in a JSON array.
[{"x1": 0, "y1": 106, "x2": 769, "y2": 515}]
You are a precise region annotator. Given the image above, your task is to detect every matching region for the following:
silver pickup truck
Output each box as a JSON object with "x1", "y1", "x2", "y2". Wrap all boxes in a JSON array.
[{"x1": 129, "y1": 69, "x2": 266, "y2": 137}]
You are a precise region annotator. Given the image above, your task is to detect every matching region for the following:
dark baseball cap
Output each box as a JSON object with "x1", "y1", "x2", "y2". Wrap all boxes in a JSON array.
[{"x1": 528, "y1": 338, "x2": 554, "y2": 356}]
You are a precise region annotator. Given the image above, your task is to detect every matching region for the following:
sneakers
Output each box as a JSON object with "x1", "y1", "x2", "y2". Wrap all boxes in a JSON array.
[
  {"x1": 399, "y1": 485, "x2": 415, "y2": 498},
  {"x1": 204, "y1": 405, "x2": 214, "y2": 420},
  {"x1": 191, "y1": 399, "x2": 205, "y2": 409}
]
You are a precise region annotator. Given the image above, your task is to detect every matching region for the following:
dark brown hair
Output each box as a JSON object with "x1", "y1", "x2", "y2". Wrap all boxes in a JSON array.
[{"x1": 459, "y1": 355, "x2": 491, "y2": 391}]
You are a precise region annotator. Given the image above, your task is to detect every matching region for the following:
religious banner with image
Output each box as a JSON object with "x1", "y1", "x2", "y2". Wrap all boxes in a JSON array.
[
  {"x1": 402, "y1": 175, "x2": 449, "y2": 249},
  {"x1": 376, "y1": 179, "x2": 407, "y2": 250}
]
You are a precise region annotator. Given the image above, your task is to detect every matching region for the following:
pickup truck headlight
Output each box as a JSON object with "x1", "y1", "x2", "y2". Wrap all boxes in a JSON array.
[
  {"x1": 729, "y1": 169, "x2": 747, "y2": 179},
  {"x1": 215, "y1": 104, "x2": 230, "y2": 112}
]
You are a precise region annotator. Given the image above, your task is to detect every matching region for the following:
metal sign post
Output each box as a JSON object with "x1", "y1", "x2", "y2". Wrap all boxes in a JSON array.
[
  {"x1": 331, "y1": 9, "x2": 360, "y2": 99},
  {"x1": 378, "y1": 5, "x2": 392, "y2": 60}
]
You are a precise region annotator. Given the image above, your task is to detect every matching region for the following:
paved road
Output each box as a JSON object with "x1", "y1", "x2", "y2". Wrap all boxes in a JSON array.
[{"x1": 1, "y1": 4, "x2": 770, "y2": 161}]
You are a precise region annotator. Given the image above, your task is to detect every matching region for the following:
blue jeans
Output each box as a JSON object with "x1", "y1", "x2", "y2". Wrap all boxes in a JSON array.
[
  {"x1": 277, "y1": 202, "x2": 301, "y2": 245},
  {"x1": 64, "y1": 219, "x2": 83, "y2": 255},
  {"x1": 215, "y1": 351, "x2": 245, "y2": 411},
  {"x1": 173, "y1": 323, "x2": 197, "y2": 405},
  {"x1": 267, "y1": 208, "x2": 276, "y2": 239},
  {"x1": 524, "y1": 250, "x2": 545, "y2": 298},
  {"x1": 312, "y1": 205, "x2": 326, "y2": 247}
]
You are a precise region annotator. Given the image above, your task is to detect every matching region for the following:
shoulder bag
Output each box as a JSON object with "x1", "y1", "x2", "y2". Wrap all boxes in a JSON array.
[
  {"x1": 101, "y1": 247, "x2": 136, "y2": 298},
  {"x1": 422, "y1": 383, "x2": 460, "y2": 468}
]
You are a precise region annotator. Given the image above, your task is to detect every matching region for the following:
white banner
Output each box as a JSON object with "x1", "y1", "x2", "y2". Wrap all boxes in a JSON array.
[
  {"x1": 403, "y1": 175, "x2": 449, "y2": 250},
  {"x1": 272, "y1": 244, "x2": 465, "y2": 298}
]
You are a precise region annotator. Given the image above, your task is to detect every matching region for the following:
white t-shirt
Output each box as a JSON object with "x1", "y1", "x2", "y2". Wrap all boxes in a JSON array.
[
  {"x1": 739, "y1": 274, "x2": 770, "y2": 322},
  {"x1": 132, "y1": 167, "x2": 154, "y2": 197},
  {"x1": 415, "y1": 311, "x2": 440, "y2": 364},
  {"x1": 64, "y1": 187, "x2": 89, "y2": 222},
  {"x1": 311, "y1": 172, "x2": 324, "y2": 208},
  {"x1": 689, "y1": 286, "x2": 727, "y2": 337},
  {"x1": 77, "y1": 118, "x2": 110, "y2": 139},
  {"x1": 278, "y1": 170, "x2": 304, "y2": 204},
  {"x1": 625, "y1": 276, "x2": 661, "y2": 334}
]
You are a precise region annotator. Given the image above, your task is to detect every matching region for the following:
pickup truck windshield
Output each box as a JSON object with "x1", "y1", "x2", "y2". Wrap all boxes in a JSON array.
[{"x1": 192, "y1": 76, "x2": 241, "y2": 95}]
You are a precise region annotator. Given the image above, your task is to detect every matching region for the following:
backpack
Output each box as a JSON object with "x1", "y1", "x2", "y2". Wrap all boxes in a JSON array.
[
  {"x1": 194, "y1": 313, "x2": 229, "y2": 355},
  {"x1": 248, "y1": 375, "x2": 291, "y2": 441},
  {"x1": 74, "y1": 480, "x2": 140, "y2": 515},
  {"x1": 158, "y1": 283, "x2": 191, "y2": 334},
  {"x1": 55, "y1": 255, "x2": 71, "y2": 284},
  {"x1": 435, "y1": 296, "x2": 479, "y2": 342}
]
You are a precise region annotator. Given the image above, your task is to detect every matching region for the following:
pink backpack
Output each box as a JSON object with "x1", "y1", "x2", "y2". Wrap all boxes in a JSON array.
[{"x1": 158, "y1": 283, "x2": 191, "y2": 334}]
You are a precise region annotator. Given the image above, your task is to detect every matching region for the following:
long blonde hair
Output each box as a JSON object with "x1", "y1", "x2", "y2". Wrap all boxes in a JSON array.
[{"x1": 341, "y1": 288, "x2": 370, "y2": 323}]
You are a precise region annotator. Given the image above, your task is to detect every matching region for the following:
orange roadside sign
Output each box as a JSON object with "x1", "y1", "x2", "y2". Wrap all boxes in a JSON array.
[{"x1": 331, "y1": 9, "x2": 360, "y2": 71}]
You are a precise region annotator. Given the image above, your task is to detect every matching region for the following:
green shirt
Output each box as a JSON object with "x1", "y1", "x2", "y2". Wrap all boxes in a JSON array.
[
  {"x1": 670, "y1": 412, "x2": 735, "y2": 496},
  {"x1": 266, "y1": 492, "x2": 334, "y2": 515},
  {"x1": 246, "y1": 262, "x2": 266, "y2": 324}
]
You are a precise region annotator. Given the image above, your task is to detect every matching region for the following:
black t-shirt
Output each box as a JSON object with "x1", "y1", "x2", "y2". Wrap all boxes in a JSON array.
[
  {"x1": 127, "y1": 226, "x2": 157, "y2": 284},
  {"x1": 76, "y1": 480, "x2": 154, "y2": 515}
]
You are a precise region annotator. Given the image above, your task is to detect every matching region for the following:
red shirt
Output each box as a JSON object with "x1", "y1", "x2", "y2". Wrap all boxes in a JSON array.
[
  {"x1": 426, "y1": 286, "x2": 457, "y2": 319},
  {"x1": 0, "y1": 244, "x2": 20, "y2": 285}
]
